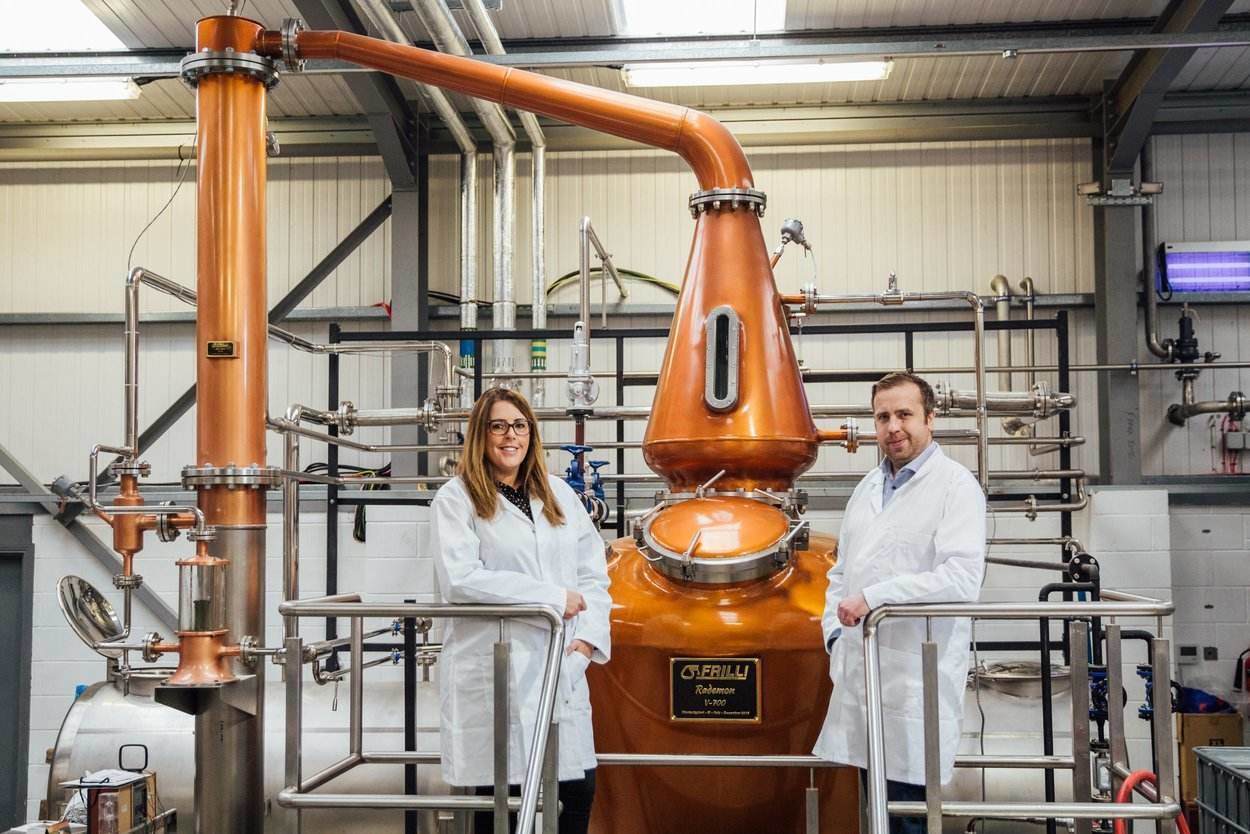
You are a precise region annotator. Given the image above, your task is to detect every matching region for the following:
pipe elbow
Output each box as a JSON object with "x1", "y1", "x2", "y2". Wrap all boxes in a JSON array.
[
  {"x1": 675, "y1": 110, "x2": 753, "y2": 190},
  {"x1": 989, "y1": 274, "x2": 1011, "y2": 297}
]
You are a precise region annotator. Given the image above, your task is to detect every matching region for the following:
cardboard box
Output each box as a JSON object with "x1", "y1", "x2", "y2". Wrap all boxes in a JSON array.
[{"x1": 1177, "y1": 713, "x2": 1245, "y2": 802}]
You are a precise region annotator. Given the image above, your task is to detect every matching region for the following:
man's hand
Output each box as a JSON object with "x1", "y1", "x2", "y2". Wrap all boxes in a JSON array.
[
  {"x1": 563, "y1": 589, "x2": 587, "y2": 620},
  {"x1": 836, "y1": 593, "x2": 870, "y2": 627},
  {"x1": 566, "y1": 639, "x2": 594, "y2": 659}
]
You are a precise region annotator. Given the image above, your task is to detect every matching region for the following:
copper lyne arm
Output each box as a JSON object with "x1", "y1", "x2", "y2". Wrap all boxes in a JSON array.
[{"x1": 257, "y1": 29, "x2": 753, "y2": 191}]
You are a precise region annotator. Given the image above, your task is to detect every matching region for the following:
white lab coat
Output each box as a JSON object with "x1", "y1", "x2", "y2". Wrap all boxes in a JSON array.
[
  {"x1": 430, "y1": 474, "x2": 612, "y2": 786},
  {"x1": 812, "y1": 444, "x2": 986, "y2": 786}
]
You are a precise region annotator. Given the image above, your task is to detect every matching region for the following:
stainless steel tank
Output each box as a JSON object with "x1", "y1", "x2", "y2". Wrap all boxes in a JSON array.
[{"x1": 46, "y1": 672, "x2": 447, "y2": 833}]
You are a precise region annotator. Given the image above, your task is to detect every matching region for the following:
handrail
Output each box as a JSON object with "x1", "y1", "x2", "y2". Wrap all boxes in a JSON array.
[
  {"x1": 861, "y1": 597, "x2": 1175, "y2": 834},
  {"x1": 277, "y1": 599, "x2": 565, "y2": 834}
]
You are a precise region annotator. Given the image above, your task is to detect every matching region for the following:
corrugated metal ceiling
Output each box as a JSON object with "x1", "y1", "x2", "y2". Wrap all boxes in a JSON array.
[{"x1": 2, "y1": 0, "x2": 1250, "y2": 123}]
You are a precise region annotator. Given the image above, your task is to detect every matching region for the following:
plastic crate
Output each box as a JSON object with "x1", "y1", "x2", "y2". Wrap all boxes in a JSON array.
[{"x1": 1196, "y1": 746, "x2": 1250, "y2": 834}]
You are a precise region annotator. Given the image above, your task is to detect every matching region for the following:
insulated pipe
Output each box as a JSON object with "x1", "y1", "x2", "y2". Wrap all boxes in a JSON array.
[
  {"x1": 460, "y1": 154, "x2": 479, "y2": 331},
  {"x1": 1141, "y1": 142, "x2": 1174, "y2": 361},
  {"x1": 989, "y1": 274, "x2": 1014, "y2": 390},
  {"x1": 492, "y1": 142, "x2": 517, "y2": 335},
  {"x1": 409, "y1": 0, "x2": 517, "y2": 373},
  {"x1": 351, "y1": 0, "x2": 480, "y2": 337},
  {"x1": 459, "y1": 0, "x2": 549, "y2": 396}
]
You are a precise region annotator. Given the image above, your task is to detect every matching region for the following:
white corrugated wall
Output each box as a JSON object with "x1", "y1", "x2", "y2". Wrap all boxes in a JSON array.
[
  {"x1": 1144, "y1": 134, "x2": 1250, "y2": 477},
  {"x1": 3, "y1": 136, "x2": 1249, "y2": 482}
]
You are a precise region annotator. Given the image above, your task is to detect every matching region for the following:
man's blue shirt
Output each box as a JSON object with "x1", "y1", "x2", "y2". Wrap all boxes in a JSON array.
[{"x1": 881, "y1": 441, "x2": 938, "y2": 508}]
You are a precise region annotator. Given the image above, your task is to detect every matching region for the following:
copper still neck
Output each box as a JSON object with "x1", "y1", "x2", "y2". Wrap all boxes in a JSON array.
[{"x1": 255, "y1": 26, "x2": 820, "y2": 494}]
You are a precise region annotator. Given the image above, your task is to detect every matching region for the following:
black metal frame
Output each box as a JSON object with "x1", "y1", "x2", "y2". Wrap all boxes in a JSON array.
[
  {"x1": 0, "y1": 515, "x2": 33, "y2": 828},
  {"x1": 316, "y1": 310, "x2": 1131, "y2": 829}
]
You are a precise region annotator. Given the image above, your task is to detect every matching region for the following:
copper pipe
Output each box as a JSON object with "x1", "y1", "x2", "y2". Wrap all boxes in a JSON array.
[
  {"x1": 111, "y1": 474, "x2": 145, "y2": 576},
  {"x1": 256, "y1": 26, "x2": 813, "y2": 495},
  {"x1": 259, "y1": 30, "x2": 752, "y2": 190}
]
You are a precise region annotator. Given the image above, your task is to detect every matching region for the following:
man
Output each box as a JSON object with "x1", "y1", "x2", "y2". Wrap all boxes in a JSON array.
[{"x1": 812, "y1": 372, "x2": 986, "y2": 834}]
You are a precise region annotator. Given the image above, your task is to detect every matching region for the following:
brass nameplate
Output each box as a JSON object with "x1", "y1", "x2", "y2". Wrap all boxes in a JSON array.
[
  {"x1": 670, "y1": 657, "x2": 761, "y2": 722},
  {"x1": 206, "y1": 341, "x2": 237, "y2": 358}
]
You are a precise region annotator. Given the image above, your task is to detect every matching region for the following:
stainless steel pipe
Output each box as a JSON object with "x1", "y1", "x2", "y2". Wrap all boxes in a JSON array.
[
  {"x1": 990, "y1": 275, "x2": 1013, "y2": 390},
  {"x1": 800, "y1": 287, "x2": 989, "y2": 486},
  {"x1": 1141, "y1": 143, "x2": 1173, "y2": 362},
  {"x1": 283, "y1": 427, "x2": 299, "y2": 641},
  {"x1": 352, "y1": 0, "x2": 480, "y2": 341},
  {"x1": 1167, "y1": 380, "x2": 1247, "y2": 424}
]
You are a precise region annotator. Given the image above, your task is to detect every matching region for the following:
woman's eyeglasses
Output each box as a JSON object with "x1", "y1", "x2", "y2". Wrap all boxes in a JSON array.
[{"x1": 488, "y1": 419, "x2": 531, "y2": 436}]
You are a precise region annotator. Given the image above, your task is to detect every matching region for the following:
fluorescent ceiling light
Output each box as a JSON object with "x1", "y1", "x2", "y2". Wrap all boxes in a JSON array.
[
  {"x1": 0, "y1": 0, "x2": 141, "y2": 103},
  {"x1": 622, "y1": 59, "x2": 893, "y2": 88},
  {"x1": 0, "y1": 0, "x2": 128, "y2": 52},
  {"x1": 0, "y1": 78, "x2": 141, "y2": 102},
  {"x1": 619, "y1": 0, "x2": 786, "y2": 36}
]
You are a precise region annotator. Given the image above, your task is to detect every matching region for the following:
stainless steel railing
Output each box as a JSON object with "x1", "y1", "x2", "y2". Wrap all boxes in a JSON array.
[
  {"x1": 862, "y1": 594, "x2": 1178, "y2": 834},
  {"x1": 276, "y1": 595, "x2": 566, "y2": 834}
]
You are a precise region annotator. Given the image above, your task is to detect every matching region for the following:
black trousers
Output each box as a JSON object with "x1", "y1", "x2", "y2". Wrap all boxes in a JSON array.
[
  {"x1": 859, "y1": 769, "x2": 927, "y2": 834},
  {"x1": 473, "y1": 770, "x2": 596, "y2": 834}
]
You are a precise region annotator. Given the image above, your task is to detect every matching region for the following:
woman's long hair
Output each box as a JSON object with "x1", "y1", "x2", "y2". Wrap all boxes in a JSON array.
[{"x1": 457, "y1": 387, "x2": 565, "y2": 526}]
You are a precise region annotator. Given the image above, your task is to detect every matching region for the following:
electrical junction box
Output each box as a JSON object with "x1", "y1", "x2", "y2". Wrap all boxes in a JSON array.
[{"x1": 1226, "y1": 431, "x2": 1248, "y2": 450}]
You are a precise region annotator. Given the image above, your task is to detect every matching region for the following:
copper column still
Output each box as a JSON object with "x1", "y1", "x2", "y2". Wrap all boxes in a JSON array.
[
  {"x1": 181, "y1": 15, "x2": 276, "y2": 834},
  {"x1": 251, "y1": 22, "x2": 856, "y2": 833}
]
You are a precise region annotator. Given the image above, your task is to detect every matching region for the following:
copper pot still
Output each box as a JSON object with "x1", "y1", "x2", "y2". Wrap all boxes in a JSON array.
[{"x1": 251, "y1": 23, "x2": 856, "y2": 832}]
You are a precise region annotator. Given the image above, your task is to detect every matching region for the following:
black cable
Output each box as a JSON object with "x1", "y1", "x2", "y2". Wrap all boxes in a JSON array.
[{"x1": 127, "y1": 139, "x2": 195, "y2": 274}]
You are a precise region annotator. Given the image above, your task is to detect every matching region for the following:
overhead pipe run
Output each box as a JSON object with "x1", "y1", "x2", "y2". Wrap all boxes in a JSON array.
[
  {"x1": 410, "y1": 0, "x2": 518, "y2": 377},
  {"x1": 781, "y1": 277, "x2": 990, "y2": 488},
  {"x1": 459, "y1": 0, "x2": 551, "y2": 403},
  {"x1": 351, "y1": 0, "x2": 480, "y2": 356}
]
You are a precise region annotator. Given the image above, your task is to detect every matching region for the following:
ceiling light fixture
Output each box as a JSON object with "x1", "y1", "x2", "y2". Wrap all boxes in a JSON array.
[
  {"x1": 622, "y1": 59, "x2": 893, "y2": 88},
  {"x1": 0, "y1": 0, "x2": 142, "y2": 103},
  {"x1": 0, "y1": 78, "x2": 142, "y2": 103},
  {"x1": 618, "y1": 0, "x2": 786, "y2": 37}
]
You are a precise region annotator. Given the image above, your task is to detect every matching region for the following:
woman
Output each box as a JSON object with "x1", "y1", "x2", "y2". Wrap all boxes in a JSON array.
[{"x1": 430, "y1": 387, "x2": 612, "y2": 834}]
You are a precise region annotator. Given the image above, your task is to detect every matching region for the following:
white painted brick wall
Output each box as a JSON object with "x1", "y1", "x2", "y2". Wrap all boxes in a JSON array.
[{"x1": 1170, "y1": 505, "x2": 1250, "y2": 698}]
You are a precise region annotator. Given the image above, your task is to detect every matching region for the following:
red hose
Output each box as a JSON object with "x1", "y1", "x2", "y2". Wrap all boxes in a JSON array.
[{"x1": 1113, "y1": 770, "x2": 1191, "y2": 834}]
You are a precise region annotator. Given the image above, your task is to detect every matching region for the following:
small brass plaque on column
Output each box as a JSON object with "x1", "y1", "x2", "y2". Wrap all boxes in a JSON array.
[{"x1": 206, "y1": 341, "x2": 237, "y2": 358}]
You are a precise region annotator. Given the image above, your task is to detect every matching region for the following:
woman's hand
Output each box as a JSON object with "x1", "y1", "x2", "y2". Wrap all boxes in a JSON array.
[
  {"x1": 566, "y1": 639, "x2": 593, "y2": 659},
  {"x1": 563, "y1": 589, "x2": 587, "y2": 619}
]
